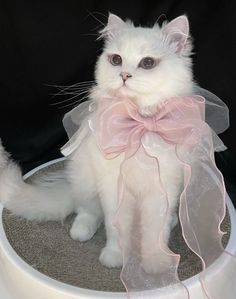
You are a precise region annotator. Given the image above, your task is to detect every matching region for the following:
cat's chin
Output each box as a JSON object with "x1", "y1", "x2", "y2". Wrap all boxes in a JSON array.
[
  {"x1": 113, "y1": 87, "x2": 160, "y2": 116},
  {"x1": 115, "y1": 85, "x2": 137, "y2": 98}
]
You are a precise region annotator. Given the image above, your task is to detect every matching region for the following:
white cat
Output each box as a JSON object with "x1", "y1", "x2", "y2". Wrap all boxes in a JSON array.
[{"x1": 0, "y1": 14, "x2": 194, "y2": 271}]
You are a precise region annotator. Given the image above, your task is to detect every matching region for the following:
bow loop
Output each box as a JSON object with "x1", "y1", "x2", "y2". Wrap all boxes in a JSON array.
[{"x1": 95, "y1": 96, "x2": 205, "y2": 157}]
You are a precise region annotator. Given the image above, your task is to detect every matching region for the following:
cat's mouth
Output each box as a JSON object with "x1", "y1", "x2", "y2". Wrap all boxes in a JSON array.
[{"x1": 117, "y1": 84, "x2": 137, "y2": 98}]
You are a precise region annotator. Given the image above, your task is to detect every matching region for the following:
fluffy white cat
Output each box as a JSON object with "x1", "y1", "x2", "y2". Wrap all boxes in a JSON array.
[{"x1": 0, "y1": 14, "x2": 194, "y2": 271}]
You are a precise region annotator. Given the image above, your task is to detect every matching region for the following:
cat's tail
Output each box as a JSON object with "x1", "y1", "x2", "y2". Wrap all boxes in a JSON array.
[{"x1": 0, "y1": 141, "x2": 74, "y2": 221}]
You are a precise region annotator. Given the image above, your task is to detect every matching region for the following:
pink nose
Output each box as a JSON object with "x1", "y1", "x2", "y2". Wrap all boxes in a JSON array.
[{"x1": 120, "y1": 72, "x2": 132, "y2": 82}]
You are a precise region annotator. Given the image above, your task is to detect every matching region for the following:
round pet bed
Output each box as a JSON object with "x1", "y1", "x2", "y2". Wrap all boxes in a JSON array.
[{"x1": 0, "y1": 158, "x2": 235, "y2": 299}]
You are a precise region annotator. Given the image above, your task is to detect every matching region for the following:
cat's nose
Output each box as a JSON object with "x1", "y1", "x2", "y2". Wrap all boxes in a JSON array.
[{"x1": 120, "y1": 72, "x2": 132, "y2": 82}]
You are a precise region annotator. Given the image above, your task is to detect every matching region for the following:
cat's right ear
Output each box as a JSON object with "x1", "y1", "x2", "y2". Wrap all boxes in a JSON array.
[
  {"x1": 162, "y1": 15, "x2": 190, "y2": 53},
  {"x1": 99, "y1": 13, "x2": 126, "y2": 40}
]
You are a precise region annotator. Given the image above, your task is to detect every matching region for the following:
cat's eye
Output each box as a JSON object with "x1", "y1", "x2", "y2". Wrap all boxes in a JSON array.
[
  {"x1": 109, "y1": 54, "x2": 122, "y2": 66},
  {"x1": 138, "y1": 57, "x2": 157, "y2": 69}
]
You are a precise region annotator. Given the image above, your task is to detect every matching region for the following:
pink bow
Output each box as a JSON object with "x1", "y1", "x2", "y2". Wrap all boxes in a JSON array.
[{"x1": 96, "y1": 96, "x2": 205, "y2": 159}]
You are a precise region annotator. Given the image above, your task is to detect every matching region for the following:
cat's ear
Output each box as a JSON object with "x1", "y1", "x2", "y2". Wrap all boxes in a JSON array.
[
  {"x1": 162, "y1": 15, "x2": 190, "y2": 52},
  {"x1": 107, "y1": 14, "x2": 125, "y2": 31},
  {"x1": 99, "y1": 13, "x2": 126, "y2": 40}
]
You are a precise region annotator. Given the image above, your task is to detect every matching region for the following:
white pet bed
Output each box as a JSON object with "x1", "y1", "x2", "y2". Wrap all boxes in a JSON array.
[{"x1": 0, "y1": 158, "x2": 235, "y2": 299}]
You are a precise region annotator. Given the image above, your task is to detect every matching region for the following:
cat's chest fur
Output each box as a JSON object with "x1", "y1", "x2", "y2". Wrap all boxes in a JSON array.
[{"x1": 70, "y1": 130, "x2": 183, "y2": 197}]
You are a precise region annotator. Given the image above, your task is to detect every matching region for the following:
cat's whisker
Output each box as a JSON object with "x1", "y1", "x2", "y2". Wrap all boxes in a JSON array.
[
  {"x1": 86, "y1": 10, "x2": 106, "y2": 27},
  {"x1": 77, "y1": 94, "x2": 89, "y2": 103},
  {"x1": 51, "y1": 84, "x2": 91, "y2": 97},
  {"x1": 90, "y1": 11, "x2": 107, "y2": 19},
  {"x1": 51, "y1": 89, "x2": 90, "y2": 100},
  {"x1": 57, "y1": 94, "x2": 89, "y2": 110},
  {"x1": 45, "y1": 83, "x2": 89, "y2": 92},
  {"x1": 49, "y1": 81, "x2": 95, "y2": 102},
  {"x1": 55, "y1": 85, "x2": 90, "y2": 91},
  {"x1": 81, "y1": 33, "x2": 100, "y2": 37},
  {"x1": 49, "y1": 81, "x2": 95, "y2": 89},
  {"x1": 51, "y1": 90, "x2": 90, "y2": 106},
  {"x1": 53, "y1": 82, "x2": 94, "y2": 90},
  {"x1": 53, "y1": 91, "x2": 88, "y2": 97},
  {"x1": 55, "y1": 86, "x2": 92, "y2": 94}
]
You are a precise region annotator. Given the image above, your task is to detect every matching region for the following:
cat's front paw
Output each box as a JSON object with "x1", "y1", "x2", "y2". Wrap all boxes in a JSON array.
[
  {"x1": 70, "y1": 223, "x2": 94, "y2": 242},
  {"x1": 70, "y1": 213, "x2": 101, "y2": 242},
  {"x1": 99, "y1": 246, "x2": 123, "y2": 268}
]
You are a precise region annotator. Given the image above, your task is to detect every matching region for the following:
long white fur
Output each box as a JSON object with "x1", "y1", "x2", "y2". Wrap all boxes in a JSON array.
[{"x1": 0, "y1": 14, "x2": 194, "y2": 270}]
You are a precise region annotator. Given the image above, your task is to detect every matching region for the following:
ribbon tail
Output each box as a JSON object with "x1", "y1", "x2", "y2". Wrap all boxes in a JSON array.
[
  {"x1": 177, "y1": 127, "x2": 236, "y2": 299},
  {"x1": 115, "y1": 145, "x2": 190, "y2": 298},
  {"x1": 61, "y1": 100, "x2": 95, "y2": 156},
  {"x1": 61, "y1": 122, "x2": 90, "y2": 156}
]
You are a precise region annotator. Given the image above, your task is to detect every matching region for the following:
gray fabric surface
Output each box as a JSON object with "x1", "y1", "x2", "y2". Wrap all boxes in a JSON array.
[{"x1": 2, "y1": 161, "x2": 231, "y2": 292}]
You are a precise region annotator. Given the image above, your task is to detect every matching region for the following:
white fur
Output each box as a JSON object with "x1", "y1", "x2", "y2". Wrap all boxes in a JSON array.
[
  {"x1": 0, "y1": 14, "x2": 194, "y2": 271},
  {"x1": 0, "y1": 144, "x2": 74, "y2": 221}
]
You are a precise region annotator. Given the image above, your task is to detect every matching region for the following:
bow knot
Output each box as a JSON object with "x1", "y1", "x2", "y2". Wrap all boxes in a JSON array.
[{"x1": 95, "y1": 96, "x2": 205, "y2": 158}]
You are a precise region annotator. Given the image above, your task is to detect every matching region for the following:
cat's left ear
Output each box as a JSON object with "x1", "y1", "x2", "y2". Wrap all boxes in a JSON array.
[
  {"x1": 162, "y1": 15, "x2": 189, "y2": 52},
  {"x1": 99, "y1": 13, "x2": 126, "y2": 39}
]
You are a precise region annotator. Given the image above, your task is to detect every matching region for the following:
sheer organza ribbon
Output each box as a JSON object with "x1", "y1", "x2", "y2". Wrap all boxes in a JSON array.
[{"x1": 62, "y1": 94, "x2": 236, "y2": 299}]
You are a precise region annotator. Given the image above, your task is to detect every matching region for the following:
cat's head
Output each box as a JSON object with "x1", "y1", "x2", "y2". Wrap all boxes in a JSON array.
[{"x1": 93, "y1": 14, "x2": 194, "y2": 115}]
